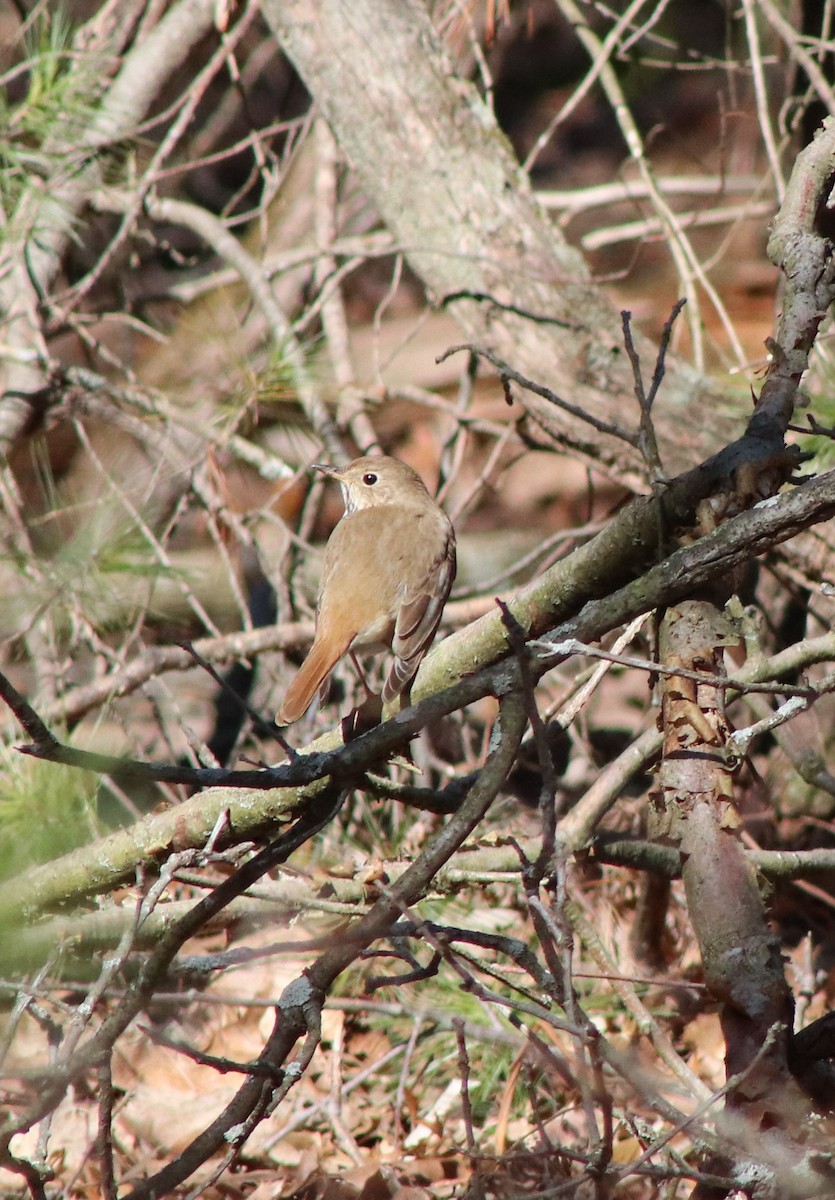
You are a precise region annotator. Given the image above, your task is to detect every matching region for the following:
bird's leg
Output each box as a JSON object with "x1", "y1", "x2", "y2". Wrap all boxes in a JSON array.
[
  {"x1": 349, "y1": 651, "x2": 376, "y2": 705},
  {"x1": 347, "y1": 652, "x2": 384, "y2": 733}
]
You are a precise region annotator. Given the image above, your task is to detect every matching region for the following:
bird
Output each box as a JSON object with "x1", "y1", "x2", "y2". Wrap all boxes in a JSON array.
[{"x1": 276, "y1": 455, "x2": 457, "y2": 725}]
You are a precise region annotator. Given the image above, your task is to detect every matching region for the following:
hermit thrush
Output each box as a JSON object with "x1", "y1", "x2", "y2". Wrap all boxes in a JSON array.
[{"x1": 277, "y1": 456, "x2": 457, "y2": 725}]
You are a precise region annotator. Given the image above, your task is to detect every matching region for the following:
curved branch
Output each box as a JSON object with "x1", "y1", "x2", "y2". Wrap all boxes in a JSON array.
[
  {"x1": 125, "y1": 690, "x2": 527, "y2": 1199},
  {"x1": 3, "y1": 465, "x2": 835, "y2": 924}
]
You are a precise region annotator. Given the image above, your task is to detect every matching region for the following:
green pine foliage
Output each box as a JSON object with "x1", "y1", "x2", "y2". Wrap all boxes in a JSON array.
[
  {"x1": 0, "y1": 744, "x2": 98, "y2": 880},
  {"x1": 0, "y1": 9, "x2": 100, "y2": 217}
]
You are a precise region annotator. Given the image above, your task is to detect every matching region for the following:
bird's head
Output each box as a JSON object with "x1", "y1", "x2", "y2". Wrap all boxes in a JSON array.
[{"x1": 312, "y1": 456, "x2": 432, "y2": 514}]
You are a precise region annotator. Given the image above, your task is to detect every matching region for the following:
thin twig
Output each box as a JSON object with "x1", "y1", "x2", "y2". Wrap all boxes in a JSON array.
[
  {"x1": 454, "y1": 1020, "x2": 485, "y2": 1200},
  {"x1": 620, "y1": 300, "x2": 686, "y2": 483},
  {"x1": 436, "y1": 342, "x2": 639, "y2": 447}
]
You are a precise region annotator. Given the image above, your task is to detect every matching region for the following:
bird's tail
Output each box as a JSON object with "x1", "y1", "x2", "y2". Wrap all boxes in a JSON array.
[{"x1": 276, "y1": 635, "x2": 350, "y2": 725}]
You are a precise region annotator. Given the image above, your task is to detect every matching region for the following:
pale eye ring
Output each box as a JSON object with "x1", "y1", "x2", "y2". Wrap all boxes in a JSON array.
[{"x1": 362, "y1": 472, "x2": 378, "y2": 485}]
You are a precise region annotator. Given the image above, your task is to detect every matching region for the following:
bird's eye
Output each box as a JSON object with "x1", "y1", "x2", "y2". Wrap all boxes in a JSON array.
[{"x1": 362, "y1": 472, "x2": 378, "y2": 486}]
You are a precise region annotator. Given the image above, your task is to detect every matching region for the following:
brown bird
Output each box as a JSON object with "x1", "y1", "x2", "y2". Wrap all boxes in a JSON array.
[{"x1": 277, "y1": 456, "x2": 456, "y2": 725}]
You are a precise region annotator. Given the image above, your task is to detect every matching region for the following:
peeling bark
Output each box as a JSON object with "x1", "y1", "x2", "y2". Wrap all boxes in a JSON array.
[{"x1": 656, "y1": 600, "x2": 823, "y2": 1194}]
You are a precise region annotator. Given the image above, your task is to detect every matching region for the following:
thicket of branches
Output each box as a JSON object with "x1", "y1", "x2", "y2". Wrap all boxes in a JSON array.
[{"x1": 3, "y1": 1, "x2": 835, "y2": 1197}]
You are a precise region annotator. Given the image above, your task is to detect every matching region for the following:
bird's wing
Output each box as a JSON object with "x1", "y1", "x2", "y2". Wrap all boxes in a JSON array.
[{"x1": 384, "y1": 526, "x2": 456, "y2": 702}]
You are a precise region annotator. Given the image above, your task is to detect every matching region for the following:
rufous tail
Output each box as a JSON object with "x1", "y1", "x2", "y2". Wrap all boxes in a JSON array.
[{"x1": 277, "y1": 635, "x2": 349, "y2": 725}]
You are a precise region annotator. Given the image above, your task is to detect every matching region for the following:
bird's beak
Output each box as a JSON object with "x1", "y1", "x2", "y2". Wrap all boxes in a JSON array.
[{"x1": 311, "y1": 463, "x2": 340, "y2": 477}]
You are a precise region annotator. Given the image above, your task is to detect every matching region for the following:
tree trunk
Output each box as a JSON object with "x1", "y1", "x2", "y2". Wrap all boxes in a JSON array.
[{"x1": 264, "y1": 0, "x2": 737, "y2": 486}]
